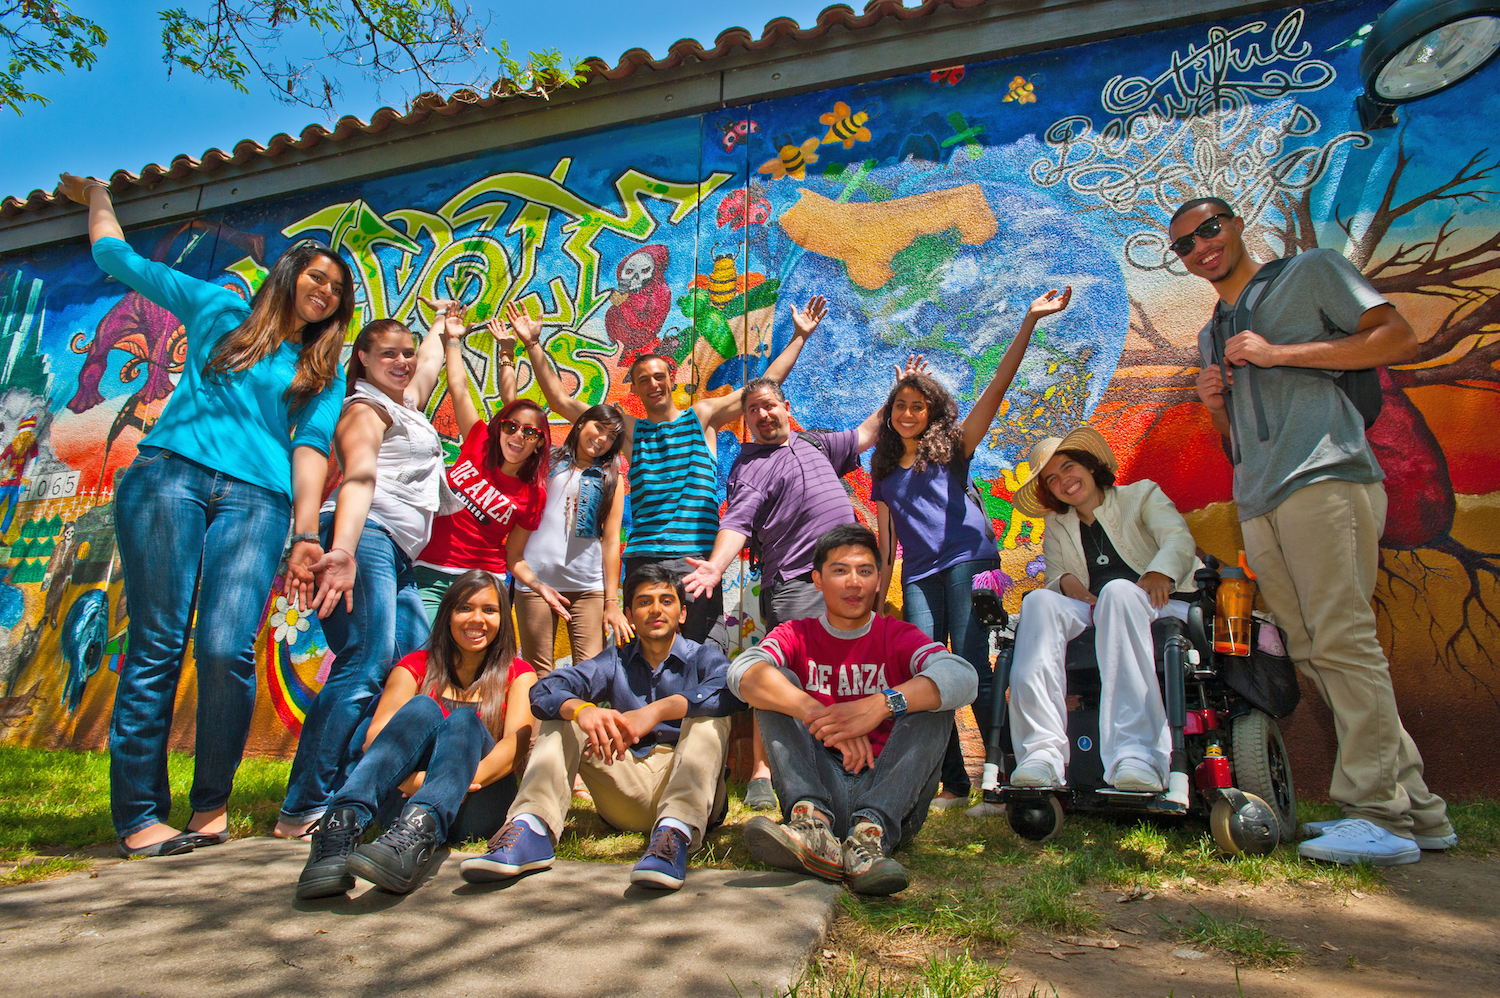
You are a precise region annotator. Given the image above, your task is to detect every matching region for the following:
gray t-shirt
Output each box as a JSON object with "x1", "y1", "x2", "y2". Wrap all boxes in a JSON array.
[{"x1": 1196, "y1": 248, "x2": 1387, "y2": 521}]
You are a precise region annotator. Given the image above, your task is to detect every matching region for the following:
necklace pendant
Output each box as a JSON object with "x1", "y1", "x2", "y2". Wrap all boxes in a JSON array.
[{"x1": 1095, "y1": 554, "x2": 1110, "y2": 566}]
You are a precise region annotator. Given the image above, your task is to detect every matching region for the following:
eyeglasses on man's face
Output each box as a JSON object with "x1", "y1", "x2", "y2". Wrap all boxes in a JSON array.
[{"x1": 1169, "y1": 213, "x2": 1234, "y2": 257}]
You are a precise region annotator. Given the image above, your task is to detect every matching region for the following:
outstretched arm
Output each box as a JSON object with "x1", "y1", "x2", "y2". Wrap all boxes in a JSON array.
[
  {"x1": 960, "y1": 286, "x2": 1072, "y2": 458},
  {"x1": 486, "y1": 316, "x2": 519, "y2": 407},
  {"x1": 439, "y1": 302, "x2": 486, "y2": 440},
  {"x1": 408, "y1": 297, "x2": 452, "y2": 406},
  {"x1": 508, "y1": 300, "x2": 598, "y2": 426},
  {"x1": 695, "y1": 295, "x2": 827, "y2": 430},
  {"x1": 682, "y1": 527, "x2": 750, "y2": 599},
  {"x1": 60, "y1": 173, "x2": 124, "y2": 243}
]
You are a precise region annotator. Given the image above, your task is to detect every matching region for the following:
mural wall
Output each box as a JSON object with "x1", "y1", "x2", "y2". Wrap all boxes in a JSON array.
[{"x1": 2, "y1": 0, "x2": 1497, "y2": 796}]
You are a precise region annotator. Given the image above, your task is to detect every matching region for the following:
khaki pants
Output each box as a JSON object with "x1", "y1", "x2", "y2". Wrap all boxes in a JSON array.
[
  {"x1": 1241, "y1": 479, "x2": 1450, "y2": 837},
  {"x1": 514, "y1": 589, "x2": 607, "y2": 677},
  {"x1": 508, "y1": 716, "x2": 730, "y2": 850}
]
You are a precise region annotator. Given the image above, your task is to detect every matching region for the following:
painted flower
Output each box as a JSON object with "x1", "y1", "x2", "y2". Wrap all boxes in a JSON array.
[{"x1": 268, "y1": 595, "x2": 311, "y2": 645}]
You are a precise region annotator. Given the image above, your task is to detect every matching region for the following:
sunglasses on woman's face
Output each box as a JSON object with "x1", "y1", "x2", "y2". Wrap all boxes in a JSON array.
[
  {"x1": 1169, "y1": 213, "x2": 1234, "y2": 257},
  {"x1": 497, "y1": 419, "x2": 544, "y2": 441}
]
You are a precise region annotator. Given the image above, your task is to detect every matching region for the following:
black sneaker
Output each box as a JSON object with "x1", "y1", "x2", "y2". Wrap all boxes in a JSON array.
[
  {"x1": 345, "y1": 803, "x2": 440, "y2": 894},
  {"x1": 842, "y1": 820, "x2": 909, "y2": 896},
  {"x1": 295, "y1": 807, "x2": 365, "y2": 899}
]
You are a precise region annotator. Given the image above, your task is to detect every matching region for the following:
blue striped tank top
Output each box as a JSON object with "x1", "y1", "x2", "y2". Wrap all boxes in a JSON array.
[{"x1": 628, "y1": 408, "x2": 720, "y2": 558}]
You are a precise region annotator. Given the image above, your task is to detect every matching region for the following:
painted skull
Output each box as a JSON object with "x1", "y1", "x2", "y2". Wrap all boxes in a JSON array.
[{"x1": 619, "y1": 251, "x2": 656, "y2": 293}]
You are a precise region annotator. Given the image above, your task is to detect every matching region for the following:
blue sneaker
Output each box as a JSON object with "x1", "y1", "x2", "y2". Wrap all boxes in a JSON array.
[
  {"x1": 630, "y1": 825, "x2": 690, "y2": 890},
  {"x1": 459, "y1": 820, "x2": 554, "y2": 883}
]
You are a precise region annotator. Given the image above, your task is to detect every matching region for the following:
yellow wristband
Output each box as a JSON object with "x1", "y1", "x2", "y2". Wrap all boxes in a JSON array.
[{"x1": 571, "y1": 701, "x2": 595, "y2": 722}]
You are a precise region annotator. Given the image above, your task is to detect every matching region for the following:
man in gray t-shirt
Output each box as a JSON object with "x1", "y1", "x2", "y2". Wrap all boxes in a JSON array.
[{"x1": 1173, "y1": 197, "x2": 1453, "y2": 867}]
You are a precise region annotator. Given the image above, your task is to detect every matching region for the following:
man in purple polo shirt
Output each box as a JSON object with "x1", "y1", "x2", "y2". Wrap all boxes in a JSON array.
[{"x1": 684, "y1": 369, "x2": 912, "y2": 807}]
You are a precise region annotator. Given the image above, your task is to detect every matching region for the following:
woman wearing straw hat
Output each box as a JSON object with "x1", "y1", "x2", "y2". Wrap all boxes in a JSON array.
[{"x1": 1008, "y1": 425, "x2": 1202, "y2": 792}]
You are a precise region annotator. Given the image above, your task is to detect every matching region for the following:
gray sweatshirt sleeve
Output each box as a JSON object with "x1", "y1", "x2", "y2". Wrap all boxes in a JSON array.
[
  {"x1": 914, "y1": 647, "x2": 978, "y2": 711},
  {"x1": 726, "y1": 645, "x2": 802, "y2": 701}
]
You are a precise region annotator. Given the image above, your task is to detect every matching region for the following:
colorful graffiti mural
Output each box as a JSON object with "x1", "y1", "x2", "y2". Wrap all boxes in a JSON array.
[{"x1": 1, "y1": 0, "x2": 1496, "y2": 794}]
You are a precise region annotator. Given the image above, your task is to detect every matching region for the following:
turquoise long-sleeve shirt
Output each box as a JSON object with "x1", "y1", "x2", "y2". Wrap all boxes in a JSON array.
[{"x1": 91, "y1": 237, "x2": 343, "y2": 501}]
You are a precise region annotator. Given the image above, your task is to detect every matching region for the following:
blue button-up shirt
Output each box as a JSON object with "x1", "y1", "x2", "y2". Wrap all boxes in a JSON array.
[{"x1": 529, "y1": 635, "x2": 744, "y2": 757}]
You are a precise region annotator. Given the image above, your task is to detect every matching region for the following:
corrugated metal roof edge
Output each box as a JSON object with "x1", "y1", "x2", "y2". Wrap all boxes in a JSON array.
[{"x1": 2, "y1": 0, "x2": 986, "y2": 216}]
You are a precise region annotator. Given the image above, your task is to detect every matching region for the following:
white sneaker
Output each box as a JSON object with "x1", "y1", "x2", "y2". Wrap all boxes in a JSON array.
[
  {"x1": 929, "y1": 794, "x2": 969, "y2": 811},
  {"x1": 1301, "y1": 818, "x2": 1458, "y2": 851},
  {"x1": 1296, "y1": 818, "x2": 1420, "y2": 866},
  {"x1": 1110, "y1": 761, "x2": 1165, "y2": 792},
  {"x1": 1010, "y1": 760, "x2": 1062, "y2": 788}
]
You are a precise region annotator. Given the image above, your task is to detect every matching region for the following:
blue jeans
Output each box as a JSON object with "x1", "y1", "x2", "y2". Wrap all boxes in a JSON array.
[
  {"x1": 109, "y1": 447, "x2": 290, "y2": 837},
  {"x1": 758, "y1": 707, "x2": 949, "y2": 848},
  {"x1": 328, "y1": 695, "x2": 493, "y2": 843},
  {"x1": 279, "y1": 514, "x2": 429, "y2": 823},
  {"x1": 902, "y1": 557, "x2": 1000, "y2": 796}
]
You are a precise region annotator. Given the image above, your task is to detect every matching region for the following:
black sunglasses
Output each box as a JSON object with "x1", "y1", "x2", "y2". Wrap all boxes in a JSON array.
[
  {"x1": 497, "y1": 418, "x2": 544, "y2": 441},
  {"x1": 1169, "y1": 213, "x2": 1234, "y2": 257}
]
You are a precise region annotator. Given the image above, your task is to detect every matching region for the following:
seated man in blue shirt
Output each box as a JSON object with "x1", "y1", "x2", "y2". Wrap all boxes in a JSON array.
[{"x1": 460, "y1": 563, "x2": 742, "y2": 891}]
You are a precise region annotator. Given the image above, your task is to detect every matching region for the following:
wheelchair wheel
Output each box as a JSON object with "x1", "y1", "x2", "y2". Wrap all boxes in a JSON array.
[
  {"x1": 1006, "y1": 795, "x2": 1064, "y2": 842},
  {"x1": 1231, "y1": 710, "x2": 1296, "y2": 843}
]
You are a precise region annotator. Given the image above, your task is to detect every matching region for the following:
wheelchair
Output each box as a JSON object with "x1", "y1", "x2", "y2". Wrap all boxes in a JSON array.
[{"x1": 971, "y1": 558, "x2": 1300, "y2": 856}]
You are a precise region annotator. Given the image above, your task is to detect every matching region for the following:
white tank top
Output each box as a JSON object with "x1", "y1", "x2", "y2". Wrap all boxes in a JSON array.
[{"x1": 321, "y1": 380, "x2": 447, "y2": 559}]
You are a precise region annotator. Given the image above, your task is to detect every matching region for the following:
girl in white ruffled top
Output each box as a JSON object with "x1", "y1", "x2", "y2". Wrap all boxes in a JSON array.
[{"x1": 275, "y1": 306, "x2": 454, "y2": 837}]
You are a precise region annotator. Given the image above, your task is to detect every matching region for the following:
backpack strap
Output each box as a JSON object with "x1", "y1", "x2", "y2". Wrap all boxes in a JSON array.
[{"x1": 1233, "y1": 257, "x2": 1292, "y2": 445}]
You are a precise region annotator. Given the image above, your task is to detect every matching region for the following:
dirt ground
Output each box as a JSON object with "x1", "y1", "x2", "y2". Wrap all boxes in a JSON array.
[{"x1": 941, "y1": 853, "x2": 1497, "y2": 998}]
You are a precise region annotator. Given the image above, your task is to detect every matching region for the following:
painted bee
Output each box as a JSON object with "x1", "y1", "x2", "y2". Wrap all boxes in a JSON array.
[
  {"x1": 758, "y1": 135, "x2": 820, "y2": 180},
  {"x1": 820, "y1": 101, "x2": 875, "y2": 149}
]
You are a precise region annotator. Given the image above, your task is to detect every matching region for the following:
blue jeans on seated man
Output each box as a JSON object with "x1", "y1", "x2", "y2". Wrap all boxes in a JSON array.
[
  {"x1": 902, "y1": 557, "x2": 1000, "y2": 798},
  {"x1": 326, "y1": 695, "x2": 501, "y2": 845},
  {"x1": 756, "y1": 707, "x2": 950, "y2": 850},
  {"x1": 280, "y1": 514, "x2": 430, "y2": 824},
  {"x1": 109, "y1": 446, "x2": 291, "y2": 838}
]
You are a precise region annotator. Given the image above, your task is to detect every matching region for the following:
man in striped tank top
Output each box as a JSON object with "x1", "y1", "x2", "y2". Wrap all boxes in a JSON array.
[{"x1": 514, "y1": 296, "x2": 827, "y2": 644}]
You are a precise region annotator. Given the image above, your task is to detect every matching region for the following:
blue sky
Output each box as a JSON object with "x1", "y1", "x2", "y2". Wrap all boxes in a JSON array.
[{"x1": 0, "y1": 0, "x2": 849, "y2": 201}]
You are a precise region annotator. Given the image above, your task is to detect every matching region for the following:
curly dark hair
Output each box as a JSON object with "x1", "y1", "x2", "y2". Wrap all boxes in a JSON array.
[
  {"x1": 1035, "y1": 448, "x2": 1117, "y2": 515},
  {"x1": 871, "y1": 373, "x2": 962, "y2": 481}
]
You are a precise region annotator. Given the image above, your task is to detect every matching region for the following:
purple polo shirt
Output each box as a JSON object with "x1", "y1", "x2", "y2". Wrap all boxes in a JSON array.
[{"x1": 721, "y1": 429, "x2": 860, "y2": 587}]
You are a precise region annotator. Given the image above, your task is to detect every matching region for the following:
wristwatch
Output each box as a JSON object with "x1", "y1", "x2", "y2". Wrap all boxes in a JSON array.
[{"x1": 882, "y1": 688, "x2": 908, "y2": 718}]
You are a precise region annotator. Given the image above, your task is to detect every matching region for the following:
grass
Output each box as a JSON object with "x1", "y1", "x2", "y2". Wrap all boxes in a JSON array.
[
  {"x1": 737, "y1": 951, "x2": 1012, "y2": 998},
  {"x1": 1168, "y1": 906, "x2": 1303, "y2": 968}
]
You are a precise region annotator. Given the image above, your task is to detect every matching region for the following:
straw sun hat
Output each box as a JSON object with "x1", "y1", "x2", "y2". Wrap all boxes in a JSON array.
[{"x1": 1012, "y1": 425, "x2": 1118, "y2": 518}]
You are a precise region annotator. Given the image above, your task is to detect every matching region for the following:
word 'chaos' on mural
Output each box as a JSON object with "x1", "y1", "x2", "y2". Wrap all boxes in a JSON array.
[{"x1": 1, "y1": 0, "x2": 1497, "y2": 792}]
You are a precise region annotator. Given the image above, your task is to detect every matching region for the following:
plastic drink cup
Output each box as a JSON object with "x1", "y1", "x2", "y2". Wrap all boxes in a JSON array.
[{"x1": 1214, "y1": 565, "x2": 1255, "y2": 657}]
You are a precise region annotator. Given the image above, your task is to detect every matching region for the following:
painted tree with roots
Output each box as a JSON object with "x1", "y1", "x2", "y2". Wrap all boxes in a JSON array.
[{"x1": 1030, "y1": 10, "x2": 1500, "y2": 701}]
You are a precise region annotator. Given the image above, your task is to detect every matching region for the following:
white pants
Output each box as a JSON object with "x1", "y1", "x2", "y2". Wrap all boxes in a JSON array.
[{"x1": 1008, "y1": 579, "x2": 1187, "y2": 784}]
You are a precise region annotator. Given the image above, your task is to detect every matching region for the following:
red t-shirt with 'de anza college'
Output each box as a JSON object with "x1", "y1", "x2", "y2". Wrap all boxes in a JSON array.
[
  {"x1": 755, "y1": 614, "x2": 947, "y2": 757},
  {"x1": 416, "y1": 420, "x2": 545, "y2": 575}
]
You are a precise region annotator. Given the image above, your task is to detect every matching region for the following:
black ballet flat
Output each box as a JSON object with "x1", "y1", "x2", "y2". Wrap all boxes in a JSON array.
[
  {"x1": 182, "y1": 829, "x2": 231, "y2": 848},
  {"x1": 116, "y1": 833, "x2": 196, "y2": 858}
]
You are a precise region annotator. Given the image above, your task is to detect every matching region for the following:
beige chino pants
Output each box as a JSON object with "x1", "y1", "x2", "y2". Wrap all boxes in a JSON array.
[
  {"x1": 1241, "y1": 479, "x2": 1450, "y2": 837},
  {"x1": 514, "y1": 589, "x2": 607, "y2": 677},
  {"x1": 508, "y1": 715, "x2": 731, "y2": 850}
]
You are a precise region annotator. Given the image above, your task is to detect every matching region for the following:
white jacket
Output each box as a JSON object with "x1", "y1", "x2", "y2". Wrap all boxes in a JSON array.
[{"x1": 1042, "y1": 480, "x2": 1201, "y2": 594}]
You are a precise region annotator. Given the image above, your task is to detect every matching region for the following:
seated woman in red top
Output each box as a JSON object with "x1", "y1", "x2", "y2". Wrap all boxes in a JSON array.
[
  {"x1": 296, "y1": 569, "x2": 537, "y2": 898},
  {"x1": 412, "y1": 301, "x2": 549, "y2": 619}
]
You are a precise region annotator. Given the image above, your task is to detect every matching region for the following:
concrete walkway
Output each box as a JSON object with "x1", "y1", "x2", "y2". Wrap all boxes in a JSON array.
[{"x1": 0, "y1": 838, "x2": 842, "y2": 998}]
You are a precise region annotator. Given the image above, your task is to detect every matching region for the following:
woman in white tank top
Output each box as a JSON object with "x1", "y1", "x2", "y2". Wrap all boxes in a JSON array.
[{"x1": 275, "y1": 309, "x2": 453, "y2": 837}]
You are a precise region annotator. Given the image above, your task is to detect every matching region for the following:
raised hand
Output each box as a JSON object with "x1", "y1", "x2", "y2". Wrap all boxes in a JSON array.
[
  {"x1": 791, "y1": 295, "x2": 828, "y2": 338},
  {"x1": 486, "y1": 316, "x2": 518, "y2": 359},
  {"x1": 58, "y1": 172, "x2": 108, "y2": 206},
  {"x1": 505, "y1": 300, "x2": 543, "y2": 348},
  {"x1": 1025, "y1": 285, "x2": 1072, "y2": 321},
  {"x1": 893, "y1": 352, "x2": 929, "y2": 380}
]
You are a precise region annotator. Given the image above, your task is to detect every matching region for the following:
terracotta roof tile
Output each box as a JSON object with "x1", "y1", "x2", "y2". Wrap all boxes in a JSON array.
[{"x1": 3, "y1": 0, "x2": 988, "y2": 217}]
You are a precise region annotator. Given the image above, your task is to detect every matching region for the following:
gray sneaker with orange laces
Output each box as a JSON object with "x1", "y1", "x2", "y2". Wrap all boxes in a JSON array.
[{"x1": 744, "y1": 801, "x2": 843, "y2": 881}]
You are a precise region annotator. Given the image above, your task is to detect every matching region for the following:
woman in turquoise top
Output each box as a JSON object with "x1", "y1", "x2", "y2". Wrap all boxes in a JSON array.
[{"x1": 62, "y1": 173, "x2": 353, "y2": 857}]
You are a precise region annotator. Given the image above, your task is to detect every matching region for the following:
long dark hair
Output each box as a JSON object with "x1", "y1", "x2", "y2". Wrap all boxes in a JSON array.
[
  {"x1": 423, "y1": 570, "x2": 518, "y2": 737},
  {"x1": 485, "y1": 399, "x2": 548, "y2": 485},
  {"x1": 344, "y1": 318, "x2": 412, "y2": 396},
  {"x1": 552, "y1": 403, "x2": 625, "y2": 538},
  {"x1": 205, "y1": 240, "x2": 355, "y2": 412},
  {"x1": 871, "y1": 372, "x2": 962, "y2": 480}
]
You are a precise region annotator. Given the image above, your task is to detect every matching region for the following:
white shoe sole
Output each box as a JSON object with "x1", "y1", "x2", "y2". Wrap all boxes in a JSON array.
[
  {"x1": 459, "y1": 856, "x2": 553, "y2": 882},
  {"x1": 1297, "y1": 841, "x2": 1420, "y2": 867},
  {"x1": 629, "y1": 869, "x2": 684, "y2": 890}
]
